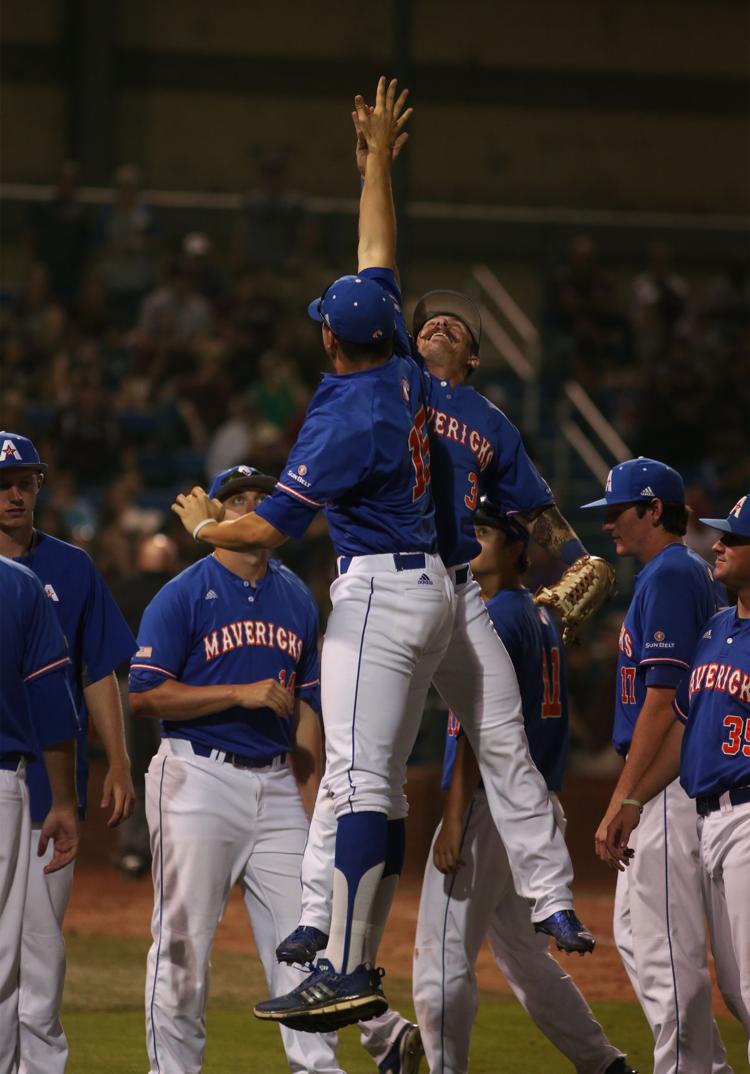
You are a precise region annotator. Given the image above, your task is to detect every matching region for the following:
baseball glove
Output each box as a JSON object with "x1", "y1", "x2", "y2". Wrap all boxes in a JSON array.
[{"x1": 534, "y1": 555, "x2": 616, "y2": 644}]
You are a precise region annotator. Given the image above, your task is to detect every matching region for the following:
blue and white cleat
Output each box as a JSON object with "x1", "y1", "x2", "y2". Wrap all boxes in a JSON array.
[
  {"x1": 253, "y1": 958, "x2": 388, "y2": 1033},
  {"x1": 379, "y1": 1022, "x2": 424, "y2": 1074},
  {"x1": 534, "y1": 909, "x2": 596, "y2": 954},
  {"x1": 275, "y1": 925, "x2": 329, "y2": 966}
]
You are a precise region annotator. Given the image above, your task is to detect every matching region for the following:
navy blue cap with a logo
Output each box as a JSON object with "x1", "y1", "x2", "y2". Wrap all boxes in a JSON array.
[
  {"x1": 700, "y1": 494, "x2": 750, "y2": 538},
  {"x1": 307, "y1": 275, "x2": 396, "y2": 345},
  {"x1": 580, "y1": 457, "x2": 684, "y2": 510},
  {"x1": 208, "y1": 465, "x2": 276, "y2": 502},
  {"x1": 474, "y1": 496, "x2": 530, "y2": 546},
  {"x1": 0, "y1": 432, "x2": 48, "y2": 474}
]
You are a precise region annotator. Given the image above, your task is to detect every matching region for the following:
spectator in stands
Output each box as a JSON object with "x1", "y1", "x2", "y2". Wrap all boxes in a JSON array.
[
  {"x1": 638, "y1": 335, "x2": 708, "y2": 474},
  {"x1": 173, "y1": 335, "x2": 234, "y2": 442},
  {"x1": 135, "y1": 257, "x2": 212, "y2": 349},
  {"x1": 25, "y1": 161, "x2": 91, "y2": 308},
  {"x1": 703, "y1": 254, "x2": 750, "y2": 336},
  {"x1": 204, "y1": 395, "x2": 256, "y2": 479},
  {"x1": 233, "y1": 153, "x2": 309, "y2": 272},
  {"x1": 96, "y1": 164, "x2": 160, "y2": 326},
  {"x1": 544, "y1": 234, "x2": 629, "y2": 380},
  {"x1": 181, "y1": 231, "x2": 228, "y2": 305},
  {"x1": 55, "y1": 381, "x2": 121, "y2": 488},
  {"x1": 630, "y1": 240, "x2": 690, "y2": 363},
  {"x1": 223, "y1": 267, "x2": 279, "y2": 383},
  {"x1": 246, "y1": 349, "x2": 309, "y2": 433},
  {"x1": 75, "y1": 268, "x2": 113, "y2": 340}
]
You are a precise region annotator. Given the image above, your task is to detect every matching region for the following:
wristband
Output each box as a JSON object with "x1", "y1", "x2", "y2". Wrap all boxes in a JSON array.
[
  {"x1": 560, "y1": 537, "x2": 587, "y2": 566},
  {"x1": 621, "y1": 798, "x2": 643, "y2": 813},
  {"x1": 192, "y1": 518, "x2": 215, "y2": 542}
]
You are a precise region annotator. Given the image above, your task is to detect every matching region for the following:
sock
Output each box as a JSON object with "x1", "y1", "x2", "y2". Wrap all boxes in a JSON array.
[
  {"x1": 326, "y1": 811, "x2": 387, "y2": 974},
  {"x1": 363, "y1": 818, "x2": 405, "y2": 963}
]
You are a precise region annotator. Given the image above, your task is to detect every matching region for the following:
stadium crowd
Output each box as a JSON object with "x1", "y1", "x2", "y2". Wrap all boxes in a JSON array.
[{"x1": 3, "y1": 163, "x2": 748, "y2": 761}]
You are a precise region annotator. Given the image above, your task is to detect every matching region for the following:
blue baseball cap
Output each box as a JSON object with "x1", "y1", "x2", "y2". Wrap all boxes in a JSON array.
[
  {"x1": 700, "y1": 494, "x2": 750, "y2": 538},
  {"x1": 307, "y1": 275, "x2": 396, "y2": 345},
  {"x1": 0, "y1": 432, "x2": 47, "y2": 474},
  {"x1": 474, "y1": 497, "x2": 530, "y2": 546},
  {"x1": 580, "y1": 457, "x2": 684, "y2": 509},
  {"x1": 208, "y1": 465, "x2": 276, "y2": 501}
]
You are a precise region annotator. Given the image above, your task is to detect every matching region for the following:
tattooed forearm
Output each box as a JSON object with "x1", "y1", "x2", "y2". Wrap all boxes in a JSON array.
[{"x1": 524, "y1": 504, "x2": 582, "y2": 558}]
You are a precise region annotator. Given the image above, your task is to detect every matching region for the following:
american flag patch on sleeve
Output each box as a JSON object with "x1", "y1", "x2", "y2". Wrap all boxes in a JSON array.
[{"x1": 135, "y1": 646, "x2": 153, "y2": 658}]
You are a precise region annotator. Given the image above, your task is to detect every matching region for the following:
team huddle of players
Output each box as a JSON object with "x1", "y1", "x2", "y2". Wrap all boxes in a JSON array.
[{"x1": 1, "y1": 78, "x2": 748, "y2": 1074}]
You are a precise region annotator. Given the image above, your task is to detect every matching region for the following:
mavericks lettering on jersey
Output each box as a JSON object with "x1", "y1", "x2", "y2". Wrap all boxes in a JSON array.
[
  {"x1": 427, "y1": 405, "x2": 495, "y2": 471},
  {"x1": 689, "y1": 661, "x2": 750, "y2": 702},
  {"x1": 203, "y1": 619, "x2": 303, "y2": 663}
]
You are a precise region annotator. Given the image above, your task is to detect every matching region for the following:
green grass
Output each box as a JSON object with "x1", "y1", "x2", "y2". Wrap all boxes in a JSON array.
[{"x1": 63, "y1": 935, "x2": 748, "y2": 1073}]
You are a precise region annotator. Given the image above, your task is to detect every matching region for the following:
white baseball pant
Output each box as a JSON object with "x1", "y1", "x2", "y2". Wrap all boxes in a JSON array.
[
  {"x1": 0, "y1": 761, "x2": 30, "y2": 1074},
  {"x1": 321, "y1": 553, "x2": 456, "y2": 820},
  {"x1": 432, "y1": 571, "x2": 573, "y2": 920},
  {"x1": 144, "y1": 738, "x2": 344, "y2": 1074},
  {"x1": 17, "y1": 829, "x2": 75, "y2": 1074},
  {"x1": 320, "y1": 553, "x2": 456, "y2": 974},
  {"x1": 700, "y1": 798, "x2": 750, "y2": 1065},
  {"x1": 412, "y1": 791, "x2": 624, "y2": 1074},
  {"x1": 613, "y1": 777, "x2": 732, "y2": 1074}
]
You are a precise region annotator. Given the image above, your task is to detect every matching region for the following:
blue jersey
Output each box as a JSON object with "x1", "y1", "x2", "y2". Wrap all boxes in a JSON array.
[
  {"x1": 255, "y1": 353, "x2": 436, "y2": 557},
  {"x1": 675, "y1": 607, "x2": 750, "y2": 799},
  {"x1": 441, "y1": 588, "x2": 568, "y2": 791},
  {"x1": 16, "y1": 532, "x2": 136, "y2": 820},
  {"x1": 361, "y1": 267, "x2": 554, "y2": 567},
  {"x1": 613, "y1": 543, "x2": 719, "y2": 757},
  {"x1": 129, "y1": 555, "x2": 321, "y2": 760},
  {"x1": 0, "y1": 557, "x2": 77, "y2": 759}
]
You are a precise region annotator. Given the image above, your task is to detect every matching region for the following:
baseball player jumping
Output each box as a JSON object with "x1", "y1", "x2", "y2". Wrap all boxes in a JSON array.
[
  {"x1": 411, "y1": 500, "x2": 635, "y2": 1074},
  {"x1": 131, "y1": 465, "x2": 345, "y2": 1074},
  {"x1": 172, "y1": 87, "x2": 461, "y2": 1035},
  {"x1": 606, "y1": 493, "x2": 750, "y2": 1066},
  {"x1": 0, "y1": 431, "x2": 136, "y2": 1074},
  {"x1": 584, "y1": 459, "x2": 732, "y2": 1074},
  {"x1": 274, "y1": 79, "x2": 609, "y2": 1037},
  {"x1": 0, "y1": 555, "x2": 79, "y2": 1074}
]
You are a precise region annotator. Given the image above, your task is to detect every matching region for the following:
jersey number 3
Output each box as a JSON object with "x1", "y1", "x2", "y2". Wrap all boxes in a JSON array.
[
  {"x1": 408, "y1": 407, "x2": 431, "y2": 501},
  {"x1": 721, "y1": 715, "x2": 750, "y2": 757},
  {"x1": 464, "y1": 471, "x2": 478, "y2": 510}
]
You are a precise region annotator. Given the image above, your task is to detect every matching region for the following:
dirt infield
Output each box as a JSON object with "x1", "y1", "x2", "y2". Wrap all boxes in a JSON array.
[{"x1": 68, "y1": 760, "x2": 731, "y2": 1016}]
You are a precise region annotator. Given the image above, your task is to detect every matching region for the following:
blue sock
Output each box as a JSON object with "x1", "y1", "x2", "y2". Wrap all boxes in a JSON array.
[
  {"x1": 384, "y1": 818, "x2": 405, "y2": 878},
  {"x1": 327, "y1": 811, "x2": 387, "y2": 973}
]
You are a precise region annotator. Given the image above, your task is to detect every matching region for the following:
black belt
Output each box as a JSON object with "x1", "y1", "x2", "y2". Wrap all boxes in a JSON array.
[
  {"x1": 454, "y1": 565, "x2": 469, "y2": 585},
  {"x1": 696, "y1": 785, "x2": 750, "y2": 816},
  {"x1": 0, "y1": 752, "x2": 24, "y2": 771},
  {"x1": 190, "y1": 742, "x2": 286, "y2": 770},
  {"x1": 338, "y1": 552, "x2": 426, "y2": 575}
]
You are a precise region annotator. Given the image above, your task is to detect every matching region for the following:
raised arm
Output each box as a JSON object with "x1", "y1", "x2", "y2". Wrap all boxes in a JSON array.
[
  {"x1": 171, "y1": 486, "x2": 286, "y2": 550},
  {"x1": 355, "y1": 76, "x2": 412, "y2": 273}
]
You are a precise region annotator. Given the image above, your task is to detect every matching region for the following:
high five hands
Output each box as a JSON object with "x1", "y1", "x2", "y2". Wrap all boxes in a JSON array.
[{"x1": 352, "y1": 76, "x2": 413, "y2": 176}]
